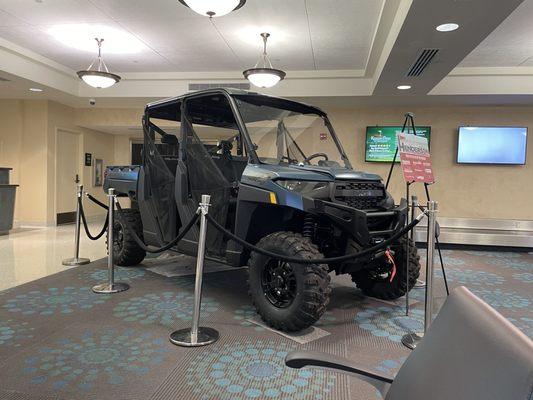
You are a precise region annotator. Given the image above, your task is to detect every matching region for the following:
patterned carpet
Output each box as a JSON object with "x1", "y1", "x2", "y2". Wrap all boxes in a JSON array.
[{"x1": 0, "y1": 249, "x2": 531, "y2": 400}]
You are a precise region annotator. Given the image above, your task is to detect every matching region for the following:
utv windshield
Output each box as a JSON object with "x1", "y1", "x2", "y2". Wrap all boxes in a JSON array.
[{"x1": 234, "y1": 94, "x2": 351, "y2": 168}]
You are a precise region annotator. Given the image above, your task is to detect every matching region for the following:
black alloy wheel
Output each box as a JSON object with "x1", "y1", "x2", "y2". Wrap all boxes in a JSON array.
[{"x1": 261, "y1": 260, "x2": 297, "y2": 308}]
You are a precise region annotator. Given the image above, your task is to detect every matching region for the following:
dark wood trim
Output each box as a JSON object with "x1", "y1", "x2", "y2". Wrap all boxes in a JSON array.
[{"x1": 57, "y1": 212, "x2": 76, "y2": 225}]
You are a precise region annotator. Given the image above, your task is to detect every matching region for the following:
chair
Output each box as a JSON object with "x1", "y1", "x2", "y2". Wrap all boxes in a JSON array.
[{"x1": 286, "y1": 286, "x2": 533, "y2": 400}]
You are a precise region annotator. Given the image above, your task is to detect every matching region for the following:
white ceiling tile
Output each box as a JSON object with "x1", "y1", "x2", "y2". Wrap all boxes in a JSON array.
[
  {"x1": 460, "y1": 0, "x2": 533, "y2": 67},
  {"x1": 88, "y1": 0, "x2": 192, "y2": 21},
  {"x1": 306, "y1": 0, "x2": 384, "y2": 70},
  {"x1": 0, "y1": 8, "x2": 26, "y2": 26},
  {"x1": 0, "y1": 0, "x2": 110, "y2": 24},
  {"x1": 210, "y1": 0, "x2": 315, "y2": 70},
  {"x1": 121, "y1": 16, "x2": 241, "y2": 70}
]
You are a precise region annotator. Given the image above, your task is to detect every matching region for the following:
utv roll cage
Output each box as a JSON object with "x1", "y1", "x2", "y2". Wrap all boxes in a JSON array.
[{"x1": 143, "y1": 88, "x2": 352, "y2": 169}]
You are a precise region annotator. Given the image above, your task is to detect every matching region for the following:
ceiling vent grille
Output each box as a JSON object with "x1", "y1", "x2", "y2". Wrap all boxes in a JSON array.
[
  {"x1": 188, "y1": 82, "x2": 250, "y2": 91},
  {"x1": 0, "y1": 76, "x2": 10, "y2": 82},
  {"x1": 407, "y1": 49, "x2": 439, "y2": 77}
]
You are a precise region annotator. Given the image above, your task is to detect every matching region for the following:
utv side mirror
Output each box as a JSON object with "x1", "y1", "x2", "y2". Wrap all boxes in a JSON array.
[{"x1": 161, "y1": 134, "x2": 178, "y2": 145}]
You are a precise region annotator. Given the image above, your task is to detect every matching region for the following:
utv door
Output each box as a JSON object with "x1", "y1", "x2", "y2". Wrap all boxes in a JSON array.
[
  {"x1": 137, "y1": 116, "x2": 179, "y2": 246},
  {"x1": 175, "y1": 93, "x2": 244, "y2": 259}
]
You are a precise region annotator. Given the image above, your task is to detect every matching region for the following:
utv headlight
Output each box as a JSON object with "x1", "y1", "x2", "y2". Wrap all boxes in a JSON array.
[{"x1": 276, "y1": 180, "x2": 329, "y2": 195}]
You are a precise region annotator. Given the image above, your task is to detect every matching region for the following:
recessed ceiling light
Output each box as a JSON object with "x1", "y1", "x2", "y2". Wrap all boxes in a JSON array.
[
  {"x1": 397, "y1": 85, "x2": 411, "y2": 90},
  {"x1": 436, "y1": 23, "x2": 459, "y2": 32},
  {"x1": 29, "y1": 88, "x2": 43, "y2": 92},
  {"x1": 47, "y1": 24, "x2": 145, "y2": 54}
]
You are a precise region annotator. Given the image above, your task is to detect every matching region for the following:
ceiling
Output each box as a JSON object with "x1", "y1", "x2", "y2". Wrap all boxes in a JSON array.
[
  {"x1": 0, "y1": 0, "x2": 532, "y2": 109},
  {"x1": 460, "y1": 0, "x2": 533, "y2": 67},
  {"x1": 0, "y1": 0, "x2": 384, "y2": 72}
]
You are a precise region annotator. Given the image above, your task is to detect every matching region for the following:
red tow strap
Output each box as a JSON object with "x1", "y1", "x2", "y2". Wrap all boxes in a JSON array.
[{"x1": 385, "y1": 249, "x2": 397, "y2": 282}]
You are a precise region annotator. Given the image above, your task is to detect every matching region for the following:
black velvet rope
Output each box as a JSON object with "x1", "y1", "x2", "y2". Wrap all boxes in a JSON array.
[
  {"x1": 85, "y1": 193, "x2": 108, "y2": 210},
  {"x1": 115, "y1": 201, "x2": 200, "y2": 253},
  {"x1": 79, "y1": 197, "x2": 109, "y2": 241},
  {"x1": 206, "y1": 213, "x2": 423, "y2": 265}
]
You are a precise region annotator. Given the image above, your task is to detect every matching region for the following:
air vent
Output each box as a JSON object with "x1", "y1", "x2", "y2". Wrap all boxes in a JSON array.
[
  {"x1": 188, "y1": 82, "x2": 250, "y2": 91},
  {"x1": 407, "y1": 49, "x2": 439, "y2": 77},
  {"x1": 0, "y1": 77, "x2": 10, "y2": 82}
]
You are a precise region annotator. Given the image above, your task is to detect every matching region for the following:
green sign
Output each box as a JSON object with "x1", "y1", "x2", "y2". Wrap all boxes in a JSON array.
[{"x1": 365, "y1": 126, "x2": 431, "y2": 162}]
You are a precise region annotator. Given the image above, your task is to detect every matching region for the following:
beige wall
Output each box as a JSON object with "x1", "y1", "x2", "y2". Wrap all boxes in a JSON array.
[
  {"x1": 0, "y1": 100, "x2": 48, "y2": 224},
  {"x1": 326, "y1": 106, "x2": 533, "y2": 220},
  {"x1": 47, "y1": 102, "x2": 115, "y2": 221},
  {"x1": 0, "y1": 100, "x2": 116, "y2": 225}
]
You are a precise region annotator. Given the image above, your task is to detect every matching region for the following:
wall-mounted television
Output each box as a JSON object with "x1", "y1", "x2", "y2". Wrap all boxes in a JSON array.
[
  {"x1": 457, "y1": 126, "x2": 527, "y2": 165},
  {"x1": 365, "y1": 126, "x2": 431, "y2": 162}
]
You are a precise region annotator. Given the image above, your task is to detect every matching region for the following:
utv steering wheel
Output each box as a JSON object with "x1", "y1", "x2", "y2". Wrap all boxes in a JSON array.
[
  {"x1": 280, "y1": 156, "x2": 298, "y2": 164},
  {"x1": 303, "y1": 153, "x2": 329, "y2": 164}
]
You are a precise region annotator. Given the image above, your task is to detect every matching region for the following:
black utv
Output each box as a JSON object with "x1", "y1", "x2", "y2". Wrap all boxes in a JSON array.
[{"x1": 104, "y1": 88, "x2": 420, "y2": 332}]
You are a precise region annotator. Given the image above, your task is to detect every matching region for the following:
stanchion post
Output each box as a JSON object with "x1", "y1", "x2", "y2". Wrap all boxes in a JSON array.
[
  {"x1": 401, "y1": 200, "x2": 438, "y2": 350},
  {"x1": 405, "y1": 184, "x2": 410, "y2": 316},
  {"x1": 92, "y1": 188, "x2": 130, "y2": 294},
  {"x1": 170, "y1": 194, "x2": 219, "y2": 347},
  {"x1": 412, "y1": 196, "x2": 426, "y2": 289},
  {"x1": 62, "y1": 184, "x2": 90, "y2": 266},
  {"x1": 424, "y1": 201, "x2": 438, "y2": 330}
]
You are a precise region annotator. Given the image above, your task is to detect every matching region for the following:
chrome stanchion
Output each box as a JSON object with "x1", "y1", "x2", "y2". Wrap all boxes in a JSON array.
[
  {"x1": 62, "y1": 184, "x2": 90, "y2": 266},
  {"x1": 405, "y1": 196, "x2": 418, "y2": 316},
  {"x1": 170, "y1": 195, "x2": 219, "y2": 347},
  {"x1": 405, "y1": 188, "x2": 411, "y2": 316},
  {"x1": 411, "y1": 196, "x2": 426, "y2": 289},
  {"x1": 92, "y1": 188, "x2": 129, "y2": 294},
  {"x1": 402, "y1": 200, "x2": 438, "y2": 350}
]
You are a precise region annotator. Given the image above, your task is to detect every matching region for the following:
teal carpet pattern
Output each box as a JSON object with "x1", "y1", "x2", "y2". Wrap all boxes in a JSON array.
[{"x1": 0, "y1": 249, "x2": 531, "y2": 400}]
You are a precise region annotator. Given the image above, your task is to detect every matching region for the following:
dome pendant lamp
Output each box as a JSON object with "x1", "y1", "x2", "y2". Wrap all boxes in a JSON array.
[
  {"x1": 243, "y1": 33, "x2": 286, "y2": 88},
  {"x1": 77, "y1": 38, "x2": 121, "y2": 89},
  {"x1": 178, "y1": 0, "x2": 246, "y2": 18}
]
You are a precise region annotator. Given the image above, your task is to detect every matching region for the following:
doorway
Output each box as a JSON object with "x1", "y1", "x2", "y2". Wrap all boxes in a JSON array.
[{"x1": 55, "y1": 130, "x2": 81, "y2": 225}]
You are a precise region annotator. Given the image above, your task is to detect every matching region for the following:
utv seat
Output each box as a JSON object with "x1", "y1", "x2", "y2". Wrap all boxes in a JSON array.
[
  {"x1": 211, "y1": 154, "x2": 236, "y2": 183},
  {"x1": 162, "y1": 157, "x2": 179, "y2": 176}
]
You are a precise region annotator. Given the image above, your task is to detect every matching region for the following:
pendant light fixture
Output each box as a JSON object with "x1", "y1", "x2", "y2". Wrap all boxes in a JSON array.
[
  {"x1": 77, "y1": 38, "x2": 121, "y2": 89},
  {"x1": 178, "y1": 0, "x2": 246, "y2": 18},
  {"x1": 243, "y1": 33, "x2": 286, "y2": 88}
]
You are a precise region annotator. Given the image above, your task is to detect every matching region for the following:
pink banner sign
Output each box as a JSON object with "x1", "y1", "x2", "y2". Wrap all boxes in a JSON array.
[{"x1": 397, "y1": 133, "x2": 435, "y2": 184}]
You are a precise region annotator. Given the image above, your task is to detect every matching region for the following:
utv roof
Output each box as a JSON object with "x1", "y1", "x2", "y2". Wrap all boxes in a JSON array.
[{"x1": 145, "y1": 88, "x2": 326, "y2": 119}]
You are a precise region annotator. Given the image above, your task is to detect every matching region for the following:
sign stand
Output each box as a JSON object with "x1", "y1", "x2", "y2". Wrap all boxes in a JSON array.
[{"x1": 384, "y1": 112, "x2": 445, "y2": 317}]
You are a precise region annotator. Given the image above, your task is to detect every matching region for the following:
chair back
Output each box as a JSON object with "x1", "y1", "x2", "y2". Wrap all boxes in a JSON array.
[{"x1": 386, "y1": 286, "x2": 533, "y2": 400}]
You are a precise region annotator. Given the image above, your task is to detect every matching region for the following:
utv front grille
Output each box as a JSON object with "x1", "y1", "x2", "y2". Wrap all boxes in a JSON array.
[{"x1": 334, "y1": 181, "x2": 385, "y2": 210}]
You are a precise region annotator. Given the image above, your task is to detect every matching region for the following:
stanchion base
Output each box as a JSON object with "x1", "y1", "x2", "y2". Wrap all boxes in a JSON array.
[
  {"x1": 169, "y1": 327, "x2": 219, "y2": 347},
  {"x1": 92, "y1": 282, "x2": 129, "y2": 294},
  {"x1": 62, "y1": 257, "x2": 90, "y2": 266},
  {"x1": 414, "y1": 279, "x2": 426, "y2": 288},
  {"x1": 402, "y1": 332, "x2": 424, "y2": 350}
]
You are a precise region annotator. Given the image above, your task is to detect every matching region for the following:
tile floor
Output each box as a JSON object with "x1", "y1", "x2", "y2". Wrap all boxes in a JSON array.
[{"x1": 0, "y1": 222, "x2": 107, "y2": 291}]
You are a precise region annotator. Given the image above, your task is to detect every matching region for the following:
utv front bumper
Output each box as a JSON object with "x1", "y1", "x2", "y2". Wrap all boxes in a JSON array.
[{"x1": 309, "y1": 198, "x2": 408, "y2": 246}]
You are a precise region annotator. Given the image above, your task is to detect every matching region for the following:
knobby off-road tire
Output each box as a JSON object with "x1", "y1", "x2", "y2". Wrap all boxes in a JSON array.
[
  {"x1": 350, "y1": 236, "x2": 420, "y2": 300},
  {"x1": 107, "y1": 208, "x2": 146, "y2": 266},
  {"x1": 248, "y1": 232, "x2": 331, "y2": 332}
]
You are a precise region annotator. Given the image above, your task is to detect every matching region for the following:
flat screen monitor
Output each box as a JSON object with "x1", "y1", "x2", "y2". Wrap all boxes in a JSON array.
[
  {"x1": 365, "y1": 126, "x2": 431, "y2": 162},
  {"x1": 457, "y1": 126, "x2": 527, "y2": 165}
]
